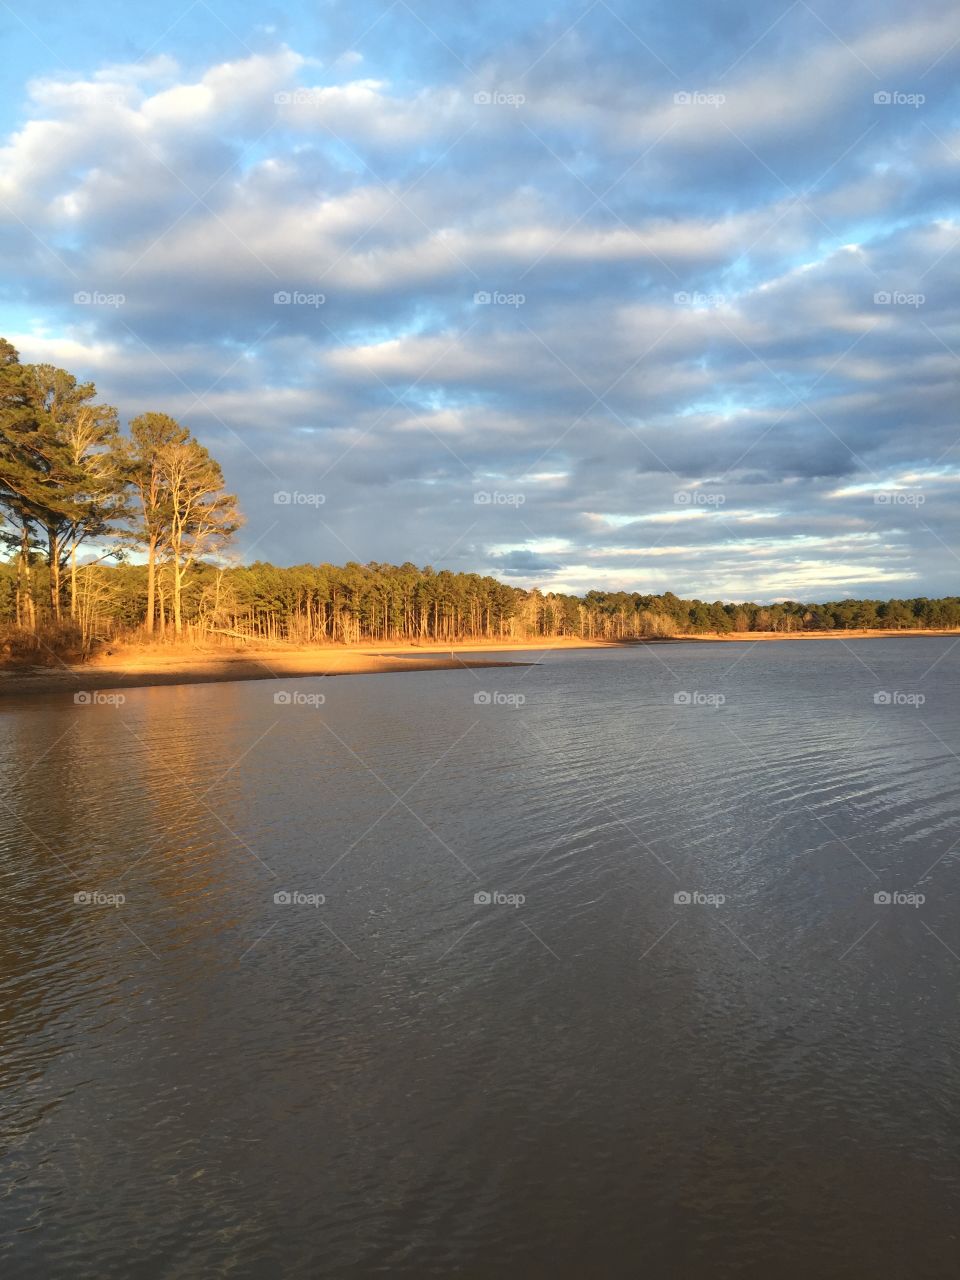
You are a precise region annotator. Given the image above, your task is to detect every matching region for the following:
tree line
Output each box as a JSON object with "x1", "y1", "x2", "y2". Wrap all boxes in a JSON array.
[
  {"x1": 1, "y1": 337, "x2": 957, "y2": 656},
  {"x1": 0, "y1": 338, "x2": 240, "y2": 646},
  {"x1": 2, "y1": 554, "x2": 956, "y2": 650}
]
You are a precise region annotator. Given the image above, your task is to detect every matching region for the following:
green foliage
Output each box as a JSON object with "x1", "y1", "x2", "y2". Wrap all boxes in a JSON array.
[
  {"x1": 0, "y1": 338, "x2": 238, "y2": 637},
  {"x1": 0, "y1": 549, "x2": 955, "y2": 643}
]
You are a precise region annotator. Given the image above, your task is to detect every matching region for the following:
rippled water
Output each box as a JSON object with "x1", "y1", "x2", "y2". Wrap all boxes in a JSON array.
[{"x1": 2, "y1": 638, "x2": 959, "y2": 1277}]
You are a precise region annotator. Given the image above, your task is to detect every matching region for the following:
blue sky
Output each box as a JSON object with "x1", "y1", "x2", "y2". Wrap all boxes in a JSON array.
[{"x1": 2, "y1": 0, "x2": 960, "y2": 600}]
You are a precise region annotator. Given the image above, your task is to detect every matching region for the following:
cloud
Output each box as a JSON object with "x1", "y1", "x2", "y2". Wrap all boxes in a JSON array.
[{"x1": 3, "y1": 5, "x2": 960, "y2": 600}]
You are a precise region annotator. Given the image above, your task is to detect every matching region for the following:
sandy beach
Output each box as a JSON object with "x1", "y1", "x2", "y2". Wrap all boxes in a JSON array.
[
  {"x1": 2, "y1": 630, "x2": 957, "y2": 700},
  {"x1": 0, "y1": 636, "x2": 615, "y2": 699}
]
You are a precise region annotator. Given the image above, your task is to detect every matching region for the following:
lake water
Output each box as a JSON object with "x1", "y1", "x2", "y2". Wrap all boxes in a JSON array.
[{"x1": 2, "y1": 638, "x2": 959, "y2": 1277}]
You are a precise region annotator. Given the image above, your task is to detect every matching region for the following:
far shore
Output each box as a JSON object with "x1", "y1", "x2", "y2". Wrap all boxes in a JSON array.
[
  {"x1": 1, "y1": 629, "x2": 957, "y2": 700},
  {"x1": 666, "y1": 627, "x2": 960, "y2": 643}
]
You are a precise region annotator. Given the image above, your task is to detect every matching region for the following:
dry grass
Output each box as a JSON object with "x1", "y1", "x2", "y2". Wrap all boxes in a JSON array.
[{"x1": 0, "y1": 623, "x2": 90, "y2": 668}]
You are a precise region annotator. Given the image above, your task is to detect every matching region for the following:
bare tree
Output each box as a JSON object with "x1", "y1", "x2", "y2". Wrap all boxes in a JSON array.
[{"x1": 155, "y1": 435, "x2": 242, "y2": 636}]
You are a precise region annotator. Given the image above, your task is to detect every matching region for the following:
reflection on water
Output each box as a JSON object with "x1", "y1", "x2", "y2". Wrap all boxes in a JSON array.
[{"x1": 2, "y1": 639, "x2": 959, "y2": 1277}]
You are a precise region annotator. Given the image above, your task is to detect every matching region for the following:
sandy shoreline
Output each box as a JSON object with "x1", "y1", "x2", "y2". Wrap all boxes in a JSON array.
[
  {"x1": 0, "y1": 637, "x2": 613, "y2": 700},
  {"x1": 1, "y1": 630, "x2": 957, "y2": 700},
  {"x1": 674, "y1": 628, "x2": 960, "y2": 643}
]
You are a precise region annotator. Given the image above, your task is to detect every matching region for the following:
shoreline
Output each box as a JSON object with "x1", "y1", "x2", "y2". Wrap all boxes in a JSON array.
[
  {"x1": 1, "y1": 630, "x2": 957, "y2": 700},
  {"x1": 650, "y1": 628, "x2": 960, "y2": 643},
  {"x1": 0, "y1": 637, "x2": 612, "y2": 700}
]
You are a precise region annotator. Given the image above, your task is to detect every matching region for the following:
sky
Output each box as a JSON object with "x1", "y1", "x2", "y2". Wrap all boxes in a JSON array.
[{"x1": 1, "y1": 0, "x2": 959, "y2": 602}]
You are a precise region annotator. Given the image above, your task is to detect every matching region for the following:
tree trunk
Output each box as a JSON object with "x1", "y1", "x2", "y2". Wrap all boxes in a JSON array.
[
  {"x1": 18, "y1": 523, "x2": 36, "y2": 631},
  {"x1": 145, "y1": 534, "x2": 157, "y2": 634},
  {"x1": 47, "y1": 527, "x2": 61, "y2": 622},
  {"x1": 70, "y1": 541, "x2": 78, "y2": 620},
  {"x1": 172, "y1": 556, "x2": 183, "y2": 636}
]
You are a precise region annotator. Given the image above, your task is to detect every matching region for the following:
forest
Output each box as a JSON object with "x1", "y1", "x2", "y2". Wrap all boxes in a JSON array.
[{"x1": 2, "y1": 336, "x2": 958, "y2": 658}]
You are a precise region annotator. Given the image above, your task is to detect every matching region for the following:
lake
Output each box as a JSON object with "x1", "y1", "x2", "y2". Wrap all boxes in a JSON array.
[{"x1": 2, "y1": 638, "x2": 959, "y2": 1277}]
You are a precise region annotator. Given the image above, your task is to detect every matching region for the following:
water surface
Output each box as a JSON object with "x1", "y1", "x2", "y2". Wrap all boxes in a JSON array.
[{"x1": 2, "y1": 638, "x2": 959, "y2": 1277}]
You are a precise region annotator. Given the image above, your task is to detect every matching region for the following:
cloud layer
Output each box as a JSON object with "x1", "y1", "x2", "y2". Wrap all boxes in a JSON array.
[{"x1": 2, "y1": 0, "x2": 960, "y2": 599}]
